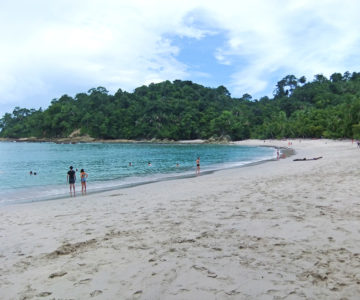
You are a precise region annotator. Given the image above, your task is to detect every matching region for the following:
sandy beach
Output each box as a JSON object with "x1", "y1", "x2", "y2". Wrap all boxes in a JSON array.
[{"x1": 1, "y1": 139, "x2": 360, "y2": 299}]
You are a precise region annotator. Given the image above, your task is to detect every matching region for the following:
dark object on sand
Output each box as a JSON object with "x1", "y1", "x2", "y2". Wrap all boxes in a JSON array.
[{"x1": 293, "y1": 157, "x2": 322, "y2": 161}]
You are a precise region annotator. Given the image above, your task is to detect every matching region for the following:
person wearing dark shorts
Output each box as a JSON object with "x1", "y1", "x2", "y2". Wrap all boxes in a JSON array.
[{"x1": 67, "y1": 166, "x2": 76, "y2": 196}]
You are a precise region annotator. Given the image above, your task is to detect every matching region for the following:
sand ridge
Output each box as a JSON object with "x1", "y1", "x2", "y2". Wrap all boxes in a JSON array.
[{"x1": 0, "y1": 139, "x2": 360, "y2": 299}]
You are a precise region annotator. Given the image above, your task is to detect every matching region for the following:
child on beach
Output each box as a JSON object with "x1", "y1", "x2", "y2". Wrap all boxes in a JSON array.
[
  {"x1": 196, "y1": 157, "x2": 200, "y2": 174},
  {"x1": 80, "y1": 169, "x2": 88, "y2": 194}
]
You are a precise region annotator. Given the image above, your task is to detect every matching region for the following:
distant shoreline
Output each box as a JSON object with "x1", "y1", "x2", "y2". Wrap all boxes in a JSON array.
[
  {"x1": 1, "y1": 136, "x2": 344, "y2": 145},
  {"x1": 0, "y1": 137, "x2": 229, "y2": 144}
]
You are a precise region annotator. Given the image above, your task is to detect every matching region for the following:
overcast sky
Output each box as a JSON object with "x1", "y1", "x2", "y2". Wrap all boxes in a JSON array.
[{"x1": 1, "y1": 0, "x2": 360, "y2": 117}]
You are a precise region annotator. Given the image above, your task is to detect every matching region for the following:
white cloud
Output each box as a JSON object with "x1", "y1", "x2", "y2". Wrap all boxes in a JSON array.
[
  {"x1": 203, "y1": 0, "x2": 360, "y2": 96},
  {"x1": 1, "y1": 0, "x2": 360, "y2": 115},
  {"x1": 0, "y1": 0, "x2": 193, "y2": 112}
]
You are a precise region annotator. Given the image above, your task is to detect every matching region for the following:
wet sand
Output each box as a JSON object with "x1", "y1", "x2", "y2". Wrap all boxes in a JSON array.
[{"x1": 1, "y1": 139, "x2": 360, "y2": 299}]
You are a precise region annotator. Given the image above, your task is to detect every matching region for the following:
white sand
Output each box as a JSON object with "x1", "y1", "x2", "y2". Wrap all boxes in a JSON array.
[{"x1": 1, "y1": 139, "x2": 360, "y2": 299}]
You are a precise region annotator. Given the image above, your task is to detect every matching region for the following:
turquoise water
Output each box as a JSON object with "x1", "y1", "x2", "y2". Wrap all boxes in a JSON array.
[{"x1": 0, "y1": 142, "x2": 276, "y2": 205}]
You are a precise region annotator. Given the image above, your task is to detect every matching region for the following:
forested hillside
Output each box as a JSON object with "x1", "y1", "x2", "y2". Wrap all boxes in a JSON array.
[{"x1": 1, "y1": 72, "x2": 360, "y2": 140}]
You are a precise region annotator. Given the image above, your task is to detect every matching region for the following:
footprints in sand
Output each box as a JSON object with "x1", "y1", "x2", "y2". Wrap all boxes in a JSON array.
[
  {"x1": 36, "y1": 291, "x2": 52, "y2": 297},
  {"x1": 46, "y1": 239, "x2": 97, "y2": 258},
  {"x1": 192, "y1": 265, "x2": 218, "y2": 278},
  {"x1": 75, "y1": 277, "x2": 92, "y2": 285},
  {"x1": 49, "y1": 271, "x2": 67, "y2": 278},
  {"x1": 90, "y1": 289, "x2": 103, "y2": 297}
]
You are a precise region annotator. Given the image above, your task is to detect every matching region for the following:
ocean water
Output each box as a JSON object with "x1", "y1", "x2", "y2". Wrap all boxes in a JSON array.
[{"x1": 0, "y1": 142, "x2": 276, "y2": 205}]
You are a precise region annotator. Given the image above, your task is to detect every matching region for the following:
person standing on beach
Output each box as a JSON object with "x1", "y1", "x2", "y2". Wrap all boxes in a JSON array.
[
  {"x1": 196, "y1": 157, "x2": 200, "y2": 174},
  {"x1": 67, "y1": 166, "x2": 76, "y2": 196},
  {"x1": 80, "y1": 169, "x2": 88, "y2": 194}
]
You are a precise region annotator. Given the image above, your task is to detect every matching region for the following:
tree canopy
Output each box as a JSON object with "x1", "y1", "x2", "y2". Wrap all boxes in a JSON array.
[{"x1": 2, "y1": 72, "x2": 360, "y2": 140}]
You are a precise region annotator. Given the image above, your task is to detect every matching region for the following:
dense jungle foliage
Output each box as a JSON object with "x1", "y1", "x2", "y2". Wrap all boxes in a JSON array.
[{"x1": 2, "y1": 72, "x2": 360, "y2": 140}]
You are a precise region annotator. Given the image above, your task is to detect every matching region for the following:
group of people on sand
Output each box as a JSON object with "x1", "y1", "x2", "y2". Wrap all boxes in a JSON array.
[{"x1": 67, "y1": 166, "x2": 88, "y2": 196}]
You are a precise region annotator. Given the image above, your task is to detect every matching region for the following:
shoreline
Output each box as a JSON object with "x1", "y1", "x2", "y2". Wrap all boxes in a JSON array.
[
  {"x1": 1, "y1": 144, "x2": 285, "y2": 206},
  {"x1": 1, "y1": 139, "x2": 360, "y2": 299},
  {"x1": 0, "y1": 136, "x2": 353, "y2": 144},
  {"x1": 0, "y1": 137, "x2": 213, "y2": 144}
]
